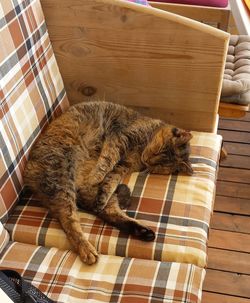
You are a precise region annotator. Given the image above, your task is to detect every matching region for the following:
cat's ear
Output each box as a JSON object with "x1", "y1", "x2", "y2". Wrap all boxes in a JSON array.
[{"x1": 172, "y1": 128, "x2": 192, "y2": 146}]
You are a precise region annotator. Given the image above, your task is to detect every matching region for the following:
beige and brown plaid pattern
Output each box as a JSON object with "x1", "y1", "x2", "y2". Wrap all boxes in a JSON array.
[
  {"x1": 0, "y1": 1, "x2": 222, "y2": 302},
  {"x1": 0, "y1": 0, "x2": 69, "y2": 223},
  {"x1": 5, "y1": 132, "x2": 222, "y2": 267},
  {"x1": 0, "y1": 241, "x2": 205, "y2": 303},
  {"x1": 0, "y1": 222, "x2": 9, "y2": 255}
]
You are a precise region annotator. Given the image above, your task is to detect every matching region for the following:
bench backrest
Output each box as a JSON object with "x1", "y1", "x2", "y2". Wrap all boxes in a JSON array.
[{"x1": 41, "y1": 0, "x2": 229, "y2": 132}]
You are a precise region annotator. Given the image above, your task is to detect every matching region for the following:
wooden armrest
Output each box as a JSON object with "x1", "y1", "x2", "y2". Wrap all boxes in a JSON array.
[
  {"x1": 219, "y1": 102, "x2": 249, "y2": 118},
  {"x1": 41, "y1": 0, "x2": 229, "y2": 132}
]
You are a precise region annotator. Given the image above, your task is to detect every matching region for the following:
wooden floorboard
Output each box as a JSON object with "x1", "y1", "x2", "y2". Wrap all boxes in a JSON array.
[
  {"x1": 208, "y1": 229, "x2": 250, "y2": 253},
  {"x1": 204, "y1": 269, "x2": 250, "y2": 297},
  {"x1": 218, "y1": 167, "x2": 250, "y2": 184},
  {"x1": 219, "y1": 119, "x2": 250, "y2": 132},
  {"x1": 218, "y1": 129, "x2": 250, "y2": 143},
  {"x1": 216, "y1": 181, "x2": 250, "y2": 199},
  {"x1": 202, "y1": 113, "x2": 250, "y2": 302},
  {"x1": 210, "y1": 212, "x2": 250, "y2": 234},
  {"x1": 214, "y1": 196, "x2": 250, "y2": 216},
  {"x1": 223, "y1": 142, "x2": 250, "y2": 156},
  {"x1": 207, "y1": 248, "x2": 250, "y2": 274},
  {"x1": 219, "y1": 154, "x2": 250, "y2": 169},
  {"x1": 232, "y1": 111, "x2": 250, "y2": 122},
  {"x1": 202, "y1": 292, "x2": 250, "y2": 303}
]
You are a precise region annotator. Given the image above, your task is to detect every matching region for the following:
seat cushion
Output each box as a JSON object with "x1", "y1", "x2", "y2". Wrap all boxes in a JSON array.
[
  {"x1": 5, "y1": 131, "x2": 222, "y2": 268},
  {"x1": 149, "y1": 0, "x2": 228, "y2": 8},
  {"x1": 0, "y1": 223, "x2": 9, "y2": 254},
  {"x1": 0, "y1": 0, "x2": 69, "y2": 223},
  {"x1": 0, "y1": 241, "x2": 205, "y2": 303},
  {"x1": 221, "y1": 35, "x2": 250, "y2": 106}
]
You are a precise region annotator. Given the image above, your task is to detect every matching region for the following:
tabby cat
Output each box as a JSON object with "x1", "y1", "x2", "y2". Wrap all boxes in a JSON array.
[{"x1": 24, "y1": 101, "x2": 193, "y2": 265}]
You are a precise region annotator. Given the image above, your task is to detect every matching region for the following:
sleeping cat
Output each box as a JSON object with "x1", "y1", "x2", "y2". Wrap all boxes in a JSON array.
[{"x1": 24, "y1": 101, "x2": 193, "y2": 265}]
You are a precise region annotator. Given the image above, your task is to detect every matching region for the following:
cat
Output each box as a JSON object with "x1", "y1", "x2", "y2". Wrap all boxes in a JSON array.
[{"x1": 24, "y1": 101, "x2": 193, "y2": 265}]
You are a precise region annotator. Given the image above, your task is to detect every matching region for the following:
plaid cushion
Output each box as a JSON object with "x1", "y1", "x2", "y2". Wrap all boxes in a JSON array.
[
  {"x1": 0, "y1": 223, "x2": 9, "y2": 254},
  {"x1": 0, "y1": 241, "x2": 205, "y2": 303},
  {"x1": 5, "y1": 132, "x2": 222, "y2": 267},
  {"x1": 0, "y1": 0, "x2": 69, "y2": 223}
]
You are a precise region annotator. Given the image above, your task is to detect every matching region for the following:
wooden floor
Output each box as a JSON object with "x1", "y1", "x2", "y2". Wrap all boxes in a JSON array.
[{"x1": 202, "y1": 112, "x2": 250, "y2": 302}]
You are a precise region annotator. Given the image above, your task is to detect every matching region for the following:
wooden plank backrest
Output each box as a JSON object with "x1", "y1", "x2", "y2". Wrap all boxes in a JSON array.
[
  {"x1": 149, "y1": 2, "x2": 231, "y2": 31},
  {"x1": 41, "y1": 0, "x2": 229, "y2": 132}
]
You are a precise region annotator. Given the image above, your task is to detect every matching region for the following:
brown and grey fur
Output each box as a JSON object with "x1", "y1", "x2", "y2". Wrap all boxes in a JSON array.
[{"x1": 24, "y1": 101, "x2": 193, "y2": 265}]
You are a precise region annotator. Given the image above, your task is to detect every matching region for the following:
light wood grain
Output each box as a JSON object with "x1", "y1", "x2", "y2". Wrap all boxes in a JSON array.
[
  {"x1": 216, "y1": 181, "x2": 250, "y2": 199},
  {"x1": 219, "y1": 154, "x2": 250, "y2": 169},
  {"x1": 226, "y1": 110, "x2": 250, "y2": 122},
  {"x1": 204, "y1": 115, "x2": 250, "y2": 302},
  {"x1": 204, "y1": 269, "x2": 250, "y2": 298},
  {"x1": 209, "y1": 229, "x2": 250, "y2": 253},
  {"x1": 218, "y1": 167, "x2": 250, "y2": 184},
  {"x1": 223, "y1": 141, "x2": 250, "y2": 156},
  {"x1": 203, "y1": 291, "x2": 250, "y2": 303},
  {"x1": 210, "y1": 212, "x2": 250, "y2": 234},
  {"x1": 207, "y1": 247, "x2": 250, "y2": 274},
  {"x1": 214, "y1": 195, "x2": 250, "y2": 215},
  {"x1": 150, "y1": 1, "x2": 231, "y2": 31},
  {"x1": 219, "y1": 129, "x2": 250, "y2": 143},
  {"x1": 219, "y1": 102, "x2": 249, "y2": 118},
  {"x1": 219, "y1": 118, "x2": 250, "y2": 132},
  {"x1": 41, "y1": 0, "x2": 229, "y2": 132}
]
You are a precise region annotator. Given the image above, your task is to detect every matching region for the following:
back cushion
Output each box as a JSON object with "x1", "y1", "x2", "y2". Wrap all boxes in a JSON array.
[
  {"x1": 0, "y1": 222, "x2": 9, "y2": 253},
  {"x1": 0, "y1": 0, "x2": 69, "y2": 223}
]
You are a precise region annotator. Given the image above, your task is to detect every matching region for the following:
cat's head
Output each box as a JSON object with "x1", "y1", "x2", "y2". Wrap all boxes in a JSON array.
[{"x1": 141, "y1": 126, "x2": 193, "y2": 175}]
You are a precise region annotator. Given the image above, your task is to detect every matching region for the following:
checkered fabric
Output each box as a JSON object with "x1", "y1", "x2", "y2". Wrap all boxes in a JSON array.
[
  {"x1": 0, "y1": 241, "x2": 205, "y2": 303},
  {"x1": 5, "y1": 132, "x2": 222, "y2": 268},
  {"x1": 0, "y1": 222, "x2": 9, "y2": 254},
  {"x1": 0, "y1": 0, "x2": 69, "y2": 223}
]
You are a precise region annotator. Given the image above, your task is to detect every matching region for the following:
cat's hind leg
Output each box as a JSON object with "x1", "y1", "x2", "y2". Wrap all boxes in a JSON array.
[
  {"x1": 97, "y1": 195, "x2": 155, "y2": 242},
  {"x1": 36, "y1": 150, "x2": 98, "y2": 265}
]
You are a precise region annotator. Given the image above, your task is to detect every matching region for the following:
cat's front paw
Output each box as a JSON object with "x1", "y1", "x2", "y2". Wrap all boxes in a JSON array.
[
  {"x1": 130, "y1": 222, "x2": 155, "y2": 242},
  {"x1": 78, "y1": 241, "x2": 98, "y2": 265}
]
